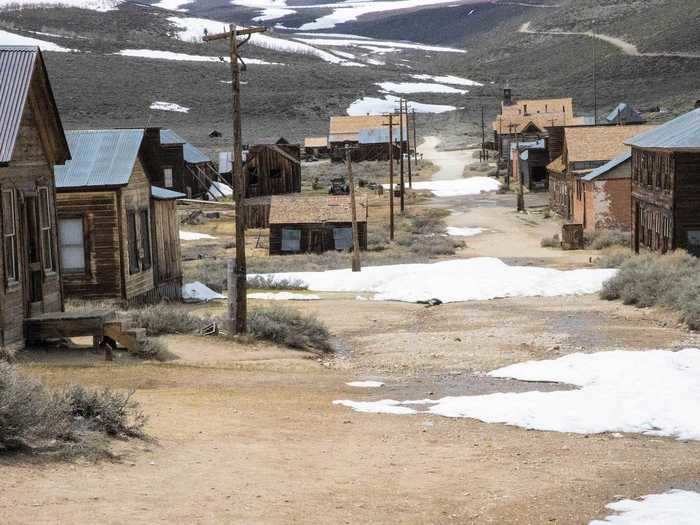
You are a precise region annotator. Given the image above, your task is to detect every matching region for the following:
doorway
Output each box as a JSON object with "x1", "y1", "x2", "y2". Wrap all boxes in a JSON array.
[{"x1": 23, "y1": 195, "x2": 44, "y2": 315}]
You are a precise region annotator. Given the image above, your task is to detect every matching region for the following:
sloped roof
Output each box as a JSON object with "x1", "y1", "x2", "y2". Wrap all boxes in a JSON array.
[
  {"x1": 160, "y1": 128, "x2": 210, "y2": 164},
  {"x1": 606, "y1": 103, "x2": 645, "y2": 124},
  {"x1": 625, "y1": 109, "x2": 700, "y2": 150},
  {"x1": 269, "y1": 195, "x2": 367, "y2": 225},
  {"x1": 304, "y1": 136, "x2": 328, "y2": 148},
  {"x1": 502, "y1": 97, "x2": 574, "y2": 117},
  {"x1": 581, "y1": 151, "x2": 632, "y2": 181},
  {"x1": 565, "y1": 124, "x2": 655, "y2": 163},
  {"x1": 151, "y1": 186, "x2": 186, "y2": 200},
  {"x1": 546, "y1": 155, "x2": 565, "y2": 174},
  {"x1": 493, "y1": 113, "x2": 588, "y2": 133},
  {"x1": 55, "y1": 129, "x2": 145, "y2": 189},
  {"x1": 0, "y1": 46, "x2": 69, "y2": 165},
  {"x1": 330, "y1": 115, "x2": 407, "y2": 142},
  {"x1": 359, "y1": 127, "x2": 391, "y2": 144}
]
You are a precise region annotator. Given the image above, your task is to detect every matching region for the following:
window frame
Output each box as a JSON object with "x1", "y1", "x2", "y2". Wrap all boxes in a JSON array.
[
  {"x1": 163, "y1": 167, "x2": 174, "y2": 188},
  {"x1": 140, "y1": 209, "x2": 152, "y2": 271},
  {"x1": 2, "y1": 189, "x2": 19, "y2": 286},
  {"x1": 38, "y1": 186, "x2": 55, "y2": 272},
  {"x1": 281, "y1": 228, "x2": 301, "y2": 252},
  {"x1": 58, "y1": 215, "x2": 87, "y2": 274},
  {"x1": 127, "y1": 210, "x2": 141, "y2": 274}
]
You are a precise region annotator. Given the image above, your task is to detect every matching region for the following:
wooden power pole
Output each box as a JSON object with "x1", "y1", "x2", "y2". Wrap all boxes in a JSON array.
[
  {"x1": 345, "y1": 145, "x2": 361, "y2": 272},
  {"x1": 398, "y1": 99, "x2": 405, "y2": 214},
  {"x1": 412, "y1": 108, "x2": 418, "y2": 170},
  {"x1": 405, "y1": 100, "x2": 412, "y2": 189},
  {"x1": 385, "y1": 113, "x2": 395, "y2": 241},
  {"x1": 204, "y1": 23, "x2": 266, "y2": 335}
]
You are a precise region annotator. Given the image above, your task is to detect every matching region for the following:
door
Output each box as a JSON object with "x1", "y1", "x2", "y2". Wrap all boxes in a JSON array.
[
  {"x1": 309, "y1": 229, "x2": 325, "y2": 254},
  {"x1": 23, "y1": 195, "x2": 43, "y2": 315}
]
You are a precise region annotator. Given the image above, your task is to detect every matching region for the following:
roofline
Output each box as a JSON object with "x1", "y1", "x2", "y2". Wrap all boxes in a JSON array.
[
  {"x1": 35, "y1": 49, "x2": 70, "y2": 164},
  {"x1": 56, "y1": 183, "x2": 128, "y2": 192}
]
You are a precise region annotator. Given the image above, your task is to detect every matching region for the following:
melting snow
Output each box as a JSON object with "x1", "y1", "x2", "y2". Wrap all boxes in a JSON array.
[
  {"x1": 446, "y1": 226, "x2": 483, "y2": 237},
  {"x1": 150, "y1": 101, "x2": 190, "y2": 113},
  {"x1": 410, "y1": 73, "x2": 483, "y2": 87},
  {"x1": 0, "y1": 29, "x2": 75, "y2": 52},
  {"x1": 0, "y1": 0, "x2": 120, "y2": 10},
  {"x1": 180, "y1": 231, "x2": 217, "y2": 241},
  {"x1": 376, "y1": 81, "x2": 467, "y2": 94},
  {"x1": 251, "y1": 257, "x2": 616, "y2": 303},
  {"x1": 348, "y1": 95, "x2": 457, "y2": 115},
  {"x1": 182, "y1": 282, "x2": 225, "y2": 302},
  {"x1": 589, "y1": 490, "x2": 700, "y2": 524},
  {"x1": 294, "y1": 37, "x2": 465, "y2": 54},
  {"x1": 248, "y1": 292, "x2": 321, "y2": 301},
  {"x1": 346, "y1": 381, "x2": 385, "y2": 388},
  {"x1": 336, "y1": 348, "x2": 700, "y2": 441},
  {"x1": 117, "y1": 48, "x2": 282, "y2": 65},
  {"x1": 385, "y1": 176, "x2": 499, "y2": 197}
]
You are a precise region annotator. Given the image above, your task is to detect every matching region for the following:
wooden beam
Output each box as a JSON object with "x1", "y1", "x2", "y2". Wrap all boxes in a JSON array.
[{"x1": 203, "y1": 27, "x2": 267, "y2": 42}]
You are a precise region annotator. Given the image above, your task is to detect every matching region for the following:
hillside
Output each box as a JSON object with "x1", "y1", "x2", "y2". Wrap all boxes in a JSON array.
[{"x1": 0, "y1": 0, "x2": 698, "y2": 152}]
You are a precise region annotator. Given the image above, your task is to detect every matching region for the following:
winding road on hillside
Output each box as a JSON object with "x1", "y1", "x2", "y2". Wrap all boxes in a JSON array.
[{"x1": 519, "y1": 21, "x2": 700, "y2": 59}]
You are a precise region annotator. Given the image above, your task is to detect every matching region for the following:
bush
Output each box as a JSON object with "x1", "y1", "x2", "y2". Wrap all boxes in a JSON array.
[
  {"x1": 410, "y1": 235, "x2": 464, "y2": 257},
  {"x1": 134, "y1": 337, "x2": 178, "y2": 362},
  {"x1": 247, "y1": 275, "x2": 307, "y2": 290},
  {"x1": 125, "y1": 304, "x2": 207, "y2": 336},
  {"x1": 409, "y1": 208, "x2": 449, "y2": 235},
  {"x1": 595, "y1": 247, "x2": 633, "y2": 268},
  {"x1": 584, "y1": 230, "x2": 631, "y2": 250},
  {"x1": 246, "y1": 306, "x2": 332, "y2": 353},
  {"x1": 600, "y1": 251, "x2": 700, "y2": 329},
  {"x1": 0, "y1": 362, "x2": 145, "y2": 453},
  {"x1": 540, "y1": 234, "x2": 560, "y2": 248}
]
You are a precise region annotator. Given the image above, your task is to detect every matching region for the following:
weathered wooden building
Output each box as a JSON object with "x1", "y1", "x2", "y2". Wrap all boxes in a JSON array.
[
  {"x1": 606, "y1": 103, "x2": 645, "y2": 125},
  {"x1": 511, "y1": 139, "x2": 548, "y2": 191},
  {"x1": 628, "y1": 109, "x2": 700, "y2": 255},
  {"x1": 243, "y1": 143, "x2": 301, "y2": 198},
  {"x1": 547, "y1": 124, "x2": 654, "y2": 219},
  {"x1": 150, "y1": 186, "x2": 185, "y2": 299},
  {"x1": 0, "y1": 46, "x2": 70, "y2": 353},
  {"x1": 328, "y1": 115, "x2": 406, "y2": 162},
  {"x1": 268, "y1": 195, "x2": 368, "y2": 255},
  {"x1": 304, "y1": 136, "x2": 329, "y2": 158},
  {"x1": 55, "y1": 129, "x2": 165, "y2": 303},
  {"x1": 573, "y1": 152, "x2": 632, "y2": 232}
]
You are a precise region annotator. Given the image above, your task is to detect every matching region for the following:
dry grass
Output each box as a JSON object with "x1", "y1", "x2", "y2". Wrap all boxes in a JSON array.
[{"x1": 584, "y1": 230, "x2": 631, "y2": 250}]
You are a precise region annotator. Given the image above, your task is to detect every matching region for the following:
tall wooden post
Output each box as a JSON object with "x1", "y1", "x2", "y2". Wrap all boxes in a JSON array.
[
  {"x1": 516, "y1": 131, "x2": 525, "y2": 212},
  {"x1": 398, "y1": 99, "x2": 405, "y2": 214},
  {"x1": 204, "y1": 23, "x2": 267, "y2": 334},
  {"x1": 480, "y1": 105, "x2": 486, "y2": 162},
  {"x1": 405, "y1": 100, "x2": 412, "y2": 189},
  {"x1": 345, "y1": 145, "x2": 361, "y2": 272},
  {"x1": 387, "y1": 114, "x2": 395, "y2": 241},
  {"x1": 412, "y1": 108, "x2": 418, "y2": 169}
]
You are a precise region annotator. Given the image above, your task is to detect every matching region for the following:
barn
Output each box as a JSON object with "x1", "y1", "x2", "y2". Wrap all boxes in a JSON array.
[
  {"x1": 628, "y1": 109, "x2": 700, "y2": 255},
  {"x1": 55, "y1": 129, "x2": 181, "y2": 303},
  {"x1": 0, "y1": 46, "x2": 71, "y2": 353},
  {"x1": 243, "y1": 143, "x2": 301, "y2": 198},
  {"x1": 267, "y1": 195, "x2": 368, "y2": 255}
]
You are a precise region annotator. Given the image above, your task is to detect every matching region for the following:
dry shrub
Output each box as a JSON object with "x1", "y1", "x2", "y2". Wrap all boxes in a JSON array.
[
  {"x1": 595, "y1": 247, "x2": 633, "y2": 268},
  {"x1": 124, "y1": 304, "x2": 207, "y2": 336},
  {"x1": 584, "y1": 230, "x2": 631, "y2": 250},
  {"x1": 134, "y1": 337, "x2": 178, "y2": 362},
  {"x1": 540, "y1": 234, "x2": 560, "y2": 248},
  {"x1": 410, "y1": 235, "x2": 464, "y2": 257},
  {"x1": 247, "y1": 275, "x2": 307, "y2": 290},
  {"x1": 246, "y1": 306, "x2": 332, "y2": 353}
]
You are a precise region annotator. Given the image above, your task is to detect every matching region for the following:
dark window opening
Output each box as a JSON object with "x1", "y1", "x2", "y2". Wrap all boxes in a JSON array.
[
  {"x1": 2, "y1": 189, "x2": 18, "y2": 283},
  {"x1": 270, "y1": 168, "x2": 282, "y2": 179},
  {"x1": 38, "y1": 187, "x2": 54, "y2": 272},
  {"x1": 248, "y1": 167, "x2": 259, "y2": 185},
  {"x1": 140, "y1": 210, "x2": 152, "y2": 270},
  {"x1": 127, "y1": 211, "x2": 140, "y2": 274}
]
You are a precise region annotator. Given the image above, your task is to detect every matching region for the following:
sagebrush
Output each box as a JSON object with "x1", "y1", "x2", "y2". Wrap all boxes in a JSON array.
[{"x1": 245, "y1": 306, "x2": 332, "y2": 353}]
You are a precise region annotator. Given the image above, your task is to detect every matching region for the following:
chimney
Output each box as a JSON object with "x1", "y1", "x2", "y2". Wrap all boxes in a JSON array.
[{"x1": 503, "y1": 88, "x2": 513, "y2": 106}]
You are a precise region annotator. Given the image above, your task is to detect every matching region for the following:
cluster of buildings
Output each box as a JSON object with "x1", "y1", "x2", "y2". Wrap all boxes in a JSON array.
[{"x1": 493, "y1": 89, "x2": 700, "y2": 255}]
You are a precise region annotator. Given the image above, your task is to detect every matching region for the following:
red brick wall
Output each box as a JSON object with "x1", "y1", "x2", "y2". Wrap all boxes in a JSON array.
[{"x1": 585, "y1": 178, "x2": 631, "y2": 231}]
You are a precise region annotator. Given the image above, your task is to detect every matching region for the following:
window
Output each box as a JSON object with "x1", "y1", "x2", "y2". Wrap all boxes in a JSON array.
[
  {"x1": 270, "y1": 168, "x2": 282, "y2": 179},
  {"x1": 58, "y1": 217, "x2": 85, "y2": 272},
  {"x1": 127, "y1": 211, "x2": 140, "y2": 274},
  {"x1": 248, "y1": 167, "x2": 259, "y2": 186},
  {"x1": 164, "y1": 168, "x2": 173, "y2": 188},
  {"x1": 281, "y1": 228, "x2": 301, "y2": 252},
  {"x1": 140, "y1": 210, "x2": 152, "y2": 270},
  {"x1": 38, "y1": 187, "x2": 54, "y2": 271},
  {"x1": 333, "y1": 227, "x2": 353, "y2": 250},
  {"x1": 2, "y1": 189, "x2": 18, "y2": 283}
]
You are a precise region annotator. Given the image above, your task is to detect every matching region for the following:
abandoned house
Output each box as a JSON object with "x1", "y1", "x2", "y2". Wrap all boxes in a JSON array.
[
  {"x1": 267, "y1": 195, "x2": 368, "y2": 255},
  {"x1": 573, "y1": 152, "x2": 632, "y2": 232},
  {"x1": 139, "y1": 127, "x2": 217, "y2": 198},
  {"x1": 328, "y1": 115, "x2": 407, "y2": 162},
  {"x1": 304, "y1": 137, "x2": 329, "y2": 158},
  {"x1": 54, "y1": 129, "x2": 182, "y2": 303},
  {"x1": 511, "y1": 139, "x2": 548, "y2": 191},
  {"x1": 606, "y1": 103, "x2": 646, "y2": 125},
  {"x1": 242, "y1": 143, "x2": 301, "y2": 198},
  {"x1": 0, "y1": 46, "x2": 71, "y2": 353},
  {"x1": 150, "y1": 186, "x2": 185, "y2": 299},
  {"x1": 627, "y1": 108, "x2": 700, "y2": 255},
  {"x1": 492, "y1": 90, "x2": 589, "y2": 161},
  {"x1": 548, "y1": 124, "x2": 654, "y2": 219}
]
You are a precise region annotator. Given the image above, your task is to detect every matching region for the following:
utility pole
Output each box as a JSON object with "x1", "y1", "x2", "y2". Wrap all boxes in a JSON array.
[
  {"x1": 516, "y1": 131, "x2": 525, "y2": 212},
  {"x1": 385, "y1": 113, "x2": 395, "y2": 241},
  {"x1": 506, "y1": 122, "x2": 516, "y2": 190},
  {"x1": 593, "y1": 35, "x2": 598, "y2": 126},
  {"x1": 397, "y1": 98, "x2": 405, "y2": 214},
  {"x1": 405, "y1": 100, "x2": 412, "y2": 189},
  {"x1": 204, "y1": 23, "x2": 266, "y2": 335},
  {"x1": 345, "y1": 145, "x2": 361, "y2": 272},
  {"x1": 412, "y1": 108, "x2": 418, "y2": 170},
  {"x1": 481, "y1": 105, "x2": 486, "y2": 162}
]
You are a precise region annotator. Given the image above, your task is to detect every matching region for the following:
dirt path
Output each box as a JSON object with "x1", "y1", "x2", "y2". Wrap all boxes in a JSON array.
[
  {"x1": 418, "y1": 136, "x2": 477, "y2": 181},
  {"x1": 519, "y1": 21, "x2": 700, "y2": 59}
]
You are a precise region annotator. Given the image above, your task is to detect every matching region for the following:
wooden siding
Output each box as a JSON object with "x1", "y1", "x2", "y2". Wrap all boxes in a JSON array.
[
  {"x1": 548, "y1": 171, "x2": 571, "y2": 219},
  {"x1": 269, "y1": 222, "x2": 367, "y2": 255},
  {"x1": 139, "y1": 128, "x2": 187, "y2": 193},
  {"x1": 119, "y1": 159, "x2": 155, "y2": 301},
  {"x1": 151, "y1": 198, "x2": 182, "y2": 299},
  {"x1": 0, "y1": 76, "x2": 63, "y2": 351},
  {"x1": 244, "y1": 145, "x2": 301, "y2": 198},
  {"x1": 56, "y1": 190, "x2": 122, "y2": 299}
]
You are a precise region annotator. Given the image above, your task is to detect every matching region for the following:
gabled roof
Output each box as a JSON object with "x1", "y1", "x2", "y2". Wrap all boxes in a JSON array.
[
  {"x1": 625, "y1": 109, "x2": 700, "y2": 151},
  {"x1": 606, "y1": 103, "x2": 645, "y2": 124},
  {"x1": 502, "y1": 97, "x2": 574, "y2": 117},
  {"x1": 160, "y1": 128, "x2": 210, "y2": 164},
  {"x1": 55, "y1": 129, "x2": 145, "y2": 189},
  {"x1": 151, "y1": 186, "x2": 186, "y2": 200},
  {"x1": 247, "y1": 143, "x2": 300, "y2": 166},
  {"x1": 493, "y1": 113, "x2": 588, "y2": 133},
  {"x1": 269, "y1": 195, "x2": 367, "y2": 225},
  {"x1": 581, "y1": 151, "x2": 632, "y2": 181},
  {"x1": 0, "y1": 46, "x2": 69, "y2": 165},
  {"x1": 304, "y1": 136, "x2": 328, "y2": 148},
  {"x1": 330, "y1": 115, "x2": 407, "y2": 142},
  {"x1": 565, "y1": 124, "x2": 655, "y2": 163}
]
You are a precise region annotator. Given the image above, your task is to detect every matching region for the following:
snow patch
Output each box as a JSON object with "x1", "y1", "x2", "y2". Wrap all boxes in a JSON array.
[
  {"x1": 294, "y1": 37, "x2": 464, "y2": 54},
  {"x1": 446, "y1": 226, "x2": 483, "y2": 237},
  {"x1": 180, "y1": 231, "x2": 217, "y2": 241},
  {"x1": 248, "y1": 292, "x2": 321, "y2": 301},
  {"x1": 117, "y1": 48, "x2": 282, "y2": 65},
  {"x1": 590, "y1": 490, "x2": 700, "y2": 524},
  {"x1": 333, "y1": 399, "x2": 417, "y2": 415},
  {"x1": 376, "y1": 81, "x2": 467, "y2": 94},
  {"x1": 385, "y1": 177, "x2": 499, "y2": 197},
  {"x1": 348, "y1": 95, "x2": 457, "y2": 115},
  {"x1": 150, "y1": 101, "x2": 190, "y2": 113},
  {"x1": 346, "y1": 381, "x2": 385, "y2": 388},
  {"x1": 207, "y1": 181, "x2": 233, "y2": 200},
  {"x1": 0, "y1": 0, "x2": 120, "y2": 11},
  {"x1": 0, "y1": 29, "x2": 75, "y2": 51},
  {"x1": 252, "y1": 257, "x2": 616, "y2": 303},
  {"x1": 182, "y1": 282, "x2": 225, "y2": 302},
  {"x1": 410, "y1": 73, "x2": 483, "y2": 87}
]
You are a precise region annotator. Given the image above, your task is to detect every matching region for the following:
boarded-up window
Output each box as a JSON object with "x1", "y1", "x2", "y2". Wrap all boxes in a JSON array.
[
  {"x1": 59, "y1": 218, "x2": 85, "y2": 272},
  {"x1": 127, "y1": 211, "x2": 140, "y2": 274},
  {"x1": 140, "y1": 210, "x2": 152, "y2": 270},
  {"x1": 281, "y1": 228, "x2": 301, "y2": 252},
  {"x1": 333, "y1": 227, "x2": 353, "y2": 250},
  {"x1": 2, "y1": 189, "x2": 18, "y2": 283},
  {"x1": 164, "y1": 168, "x2": 173, "y2": 188},
  {"x1": 38, "y1": 187, "x2": 54, "y2": 271}
]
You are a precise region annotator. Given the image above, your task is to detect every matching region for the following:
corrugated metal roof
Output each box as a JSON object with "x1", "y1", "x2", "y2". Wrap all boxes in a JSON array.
[
  {"x1": 151, "y1": 186, "x2": 185, "y2": 200},
  {"x1": 160, "y1": 128, "x2": 210, "y2": 164},
  {"x1": 55, "y1": 129, "x2": 145, "y2": 188},
  {"x1": 606, "y1": 103, "x2": 645, "y2": 124},
  {"x1": 0, "y1": 46, "x2": 37, "y2": 163},
  {"x1": 581, "y1": 151, "x2": 632, "y2": 181},
  {"x1": 358, "y1": 127, "x2": 390, "y2": 144},
  {"x1": 625, "y1": 108, "x2": 700, "y2": 150}
]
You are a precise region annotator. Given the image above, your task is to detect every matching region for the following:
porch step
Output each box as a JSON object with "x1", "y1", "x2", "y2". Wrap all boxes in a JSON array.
[
  {"x1": 103, "y1": 322, "x2": 147, "y2": 354},
  {"x1": 25, "y1": 310, "x2": 116, "y2": 342}
]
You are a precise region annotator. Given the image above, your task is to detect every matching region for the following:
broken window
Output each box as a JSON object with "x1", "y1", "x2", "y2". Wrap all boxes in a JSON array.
[
  {"x1": 127, "y1": 211, "x2": 140, "y2": 274},
  {"x1": 333, "y1": 227, "x2": 353, "y2": 250},
  {"x1": 38, "y1": 187, "x2": 54, "y2": 271},
  {"x1": 59, "y1": 217, "x2": 85, "y2": 272},
  {"x1": 164, "y1": 168, "x2": 174, "y2": 188},
  {"x1": 281, "y1": 228, "x2": 301, "y2": 252},
  {"x1": 2, "y1": 189, "x2": 18, "y2": 283},
  {"x1": 140, "y1": 210, "x2": 152, "y2": 270}
]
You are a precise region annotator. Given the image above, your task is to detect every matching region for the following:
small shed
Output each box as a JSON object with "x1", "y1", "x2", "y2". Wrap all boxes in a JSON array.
[
  {"x1": 268, "y1": 195, "x2": 368, "y2": 255},
  {"x1": 0, "y1": 46, "x2": 70, "y2": 353},
  {"x1": 574, "y1": 152, "x2": 632, "y2": 232},
  {"x1": 606, "y1": 103, "x2": 645, "y2": 125},
  {"x1": 150, "y1": 186, "x2": 185, "y2": 299},
  {"x1": 160, "y1": 128, "x2": 219, "y2": 198},
  {"x1": 243, "y1": 143, "x2": 301, "y2": 198},
  {"x1": 55, "y1": 129, "x2": 158, "y2": 304}
]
